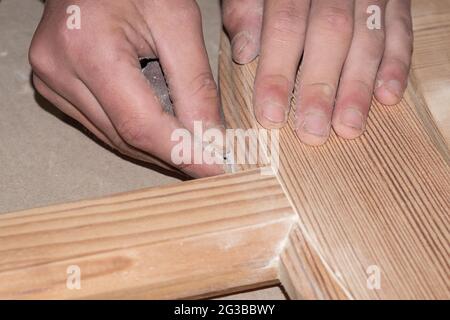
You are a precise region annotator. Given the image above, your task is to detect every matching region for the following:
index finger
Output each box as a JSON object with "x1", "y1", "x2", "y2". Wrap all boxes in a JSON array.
[
  {"x1": 149, "y1": 1, "x2": 223, "y2": 133},
  {"x1": 78, "y1": 40, "x2": 224, "y2": 177}
]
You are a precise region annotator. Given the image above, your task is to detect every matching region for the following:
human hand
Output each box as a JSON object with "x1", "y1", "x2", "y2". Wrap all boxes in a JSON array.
[
  {"x1": 223, "y1": 0, "x2": 413, "y2": 145},
  {"x1": 30, "y1": 0, "x2": 224, "y2": 177}
]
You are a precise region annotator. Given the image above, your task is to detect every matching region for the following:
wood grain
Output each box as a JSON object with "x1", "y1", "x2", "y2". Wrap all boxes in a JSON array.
[
  {"x1": 0, "y1": 169, "x2": 297, "y2": 299},
  {"x1": 411, "y1": 0, "x2": 450, "y2": 142},
  {"x1": 219, "y1": 7, "x2": 450, "y2": 298},
  {"x1": 279, "y1": 225, "x2": 350, "y2": 300}
]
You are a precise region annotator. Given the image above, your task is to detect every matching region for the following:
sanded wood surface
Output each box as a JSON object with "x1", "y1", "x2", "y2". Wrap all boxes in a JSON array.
[
  {"x1": 219, "y1": 1, "x2": 449, "y2": 298},
  {"x1": 279, "y1": 226, "x2": 349, "y2": 300},
  {"x1": 0, "y1": 169, "x2": 297, "y2": 299},
  {"x1": 411, "y1": 0, "x2": 450, "y2": 142}
]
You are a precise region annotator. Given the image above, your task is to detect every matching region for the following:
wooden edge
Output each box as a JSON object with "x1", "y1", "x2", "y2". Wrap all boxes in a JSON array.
[
  {"x1": 278, "y1": 226, "x2": 351, "y2": 300},
  {"x1": 410, "y1": 0, "x2": 450, "y2": 142},
  {"x1": 0, "y1": 168, "x2": 298, "y2": 299},
  {"x1": 405, "y1": 78, "x2": 450, "y2": 161}
]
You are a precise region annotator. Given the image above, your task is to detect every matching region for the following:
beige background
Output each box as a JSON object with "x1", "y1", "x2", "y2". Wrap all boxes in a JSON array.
[{"x1": 0, "y1": 0, "x2": 284, "y2": 299}]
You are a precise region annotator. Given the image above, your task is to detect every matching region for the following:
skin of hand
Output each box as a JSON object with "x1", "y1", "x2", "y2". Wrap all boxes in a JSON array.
[
  {"x1": 29, "y1": 0, "x2": 225, "y2": 178},
  {"x1": 223, "y1": 0, "x2": 413, "y2": 145}
]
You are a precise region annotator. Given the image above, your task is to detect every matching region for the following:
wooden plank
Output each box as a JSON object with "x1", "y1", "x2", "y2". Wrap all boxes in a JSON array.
[
  {"x1": 219, "y1": 8, "x2": 450, "y2": 298},
  {"x1": 279, "y1": 225, "x2": 350, "y2": 300},
  {"x1": 0, "y1": 169, "x2": 297, "y2": 299},
  {"x1": 411, "y1": 0, "x2": 450, "y2": 142}
]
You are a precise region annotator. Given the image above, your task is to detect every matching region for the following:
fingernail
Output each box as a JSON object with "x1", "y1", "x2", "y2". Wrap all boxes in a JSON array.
[
  {"x1": 301, "y1": 112, "x2": 330, "y2": 137},
  {"x1": 261, "y1": 103, "x2": 287, "y2": 124},
  {"x1": 231, "y1": 31, "x2": 257, "y2": 64},
  {"x1": 341, "y1": 108, "x2": 364, "y2": 130},
  {"x1": 386, "y1": 80, "x2": 402, "y2": 98}
]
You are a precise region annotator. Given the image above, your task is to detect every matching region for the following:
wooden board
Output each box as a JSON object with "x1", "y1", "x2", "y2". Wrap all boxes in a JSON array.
[
  {"x1": 411, "y1": 0, "x2": 450, "y2": 142},
  {"x1": 0, "y1": 169, "x2": 297, "y2": 299},
  {"x1": 219, "y1": 3, "x2": 449, "y2": 298}
]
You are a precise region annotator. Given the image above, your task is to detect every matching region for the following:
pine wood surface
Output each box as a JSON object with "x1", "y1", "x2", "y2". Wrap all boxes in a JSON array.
[
  {"x1": 219, "y1": 0, "x2": 449, "y2": 298},
  {"x1": 0, "y1": 169, "x2": 297, "y2": 299}
]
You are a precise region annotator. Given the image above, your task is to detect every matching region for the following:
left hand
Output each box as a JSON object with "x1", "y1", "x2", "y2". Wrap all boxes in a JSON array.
[{"x1": 223, "y1": 0, "x2": 413, "y2": 145}]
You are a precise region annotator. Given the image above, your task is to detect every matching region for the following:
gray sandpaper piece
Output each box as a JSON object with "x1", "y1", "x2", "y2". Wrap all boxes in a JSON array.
[{"x1": 142, "y1": 60, "x2": 174, "y2": 115}]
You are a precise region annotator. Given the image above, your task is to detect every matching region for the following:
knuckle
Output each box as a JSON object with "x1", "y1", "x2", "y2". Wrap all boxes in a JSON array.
[
  {"x1": 357, "y1": 28, "x2": 385, "y2": 56},
  {"x1": 222, "y1": 1, "x2": 243, "y2": 28},
  {"x1": 299, "y1": 82, "x2": 336, "y2": 108},
  {"x1": 385, "y1": 56, "x2": 410, "y2": 75},
  {"x1": 370, "y1": 28, "x2": 386, "y2": 45},
  {"x1": 29, "y1": 39, "x2": 53, "y2": 76},
  {"x1": 353, "y1": 16, "x2": 385, "y2": 58},
  {"x1": 223, "y1": 0, "x2": 263, "y2": 31},
  {"x1": 189, "y1": 72, "x2": 218, "y2": 100},
  {"x1": 29, "y1": 24, "x2": 80, "y2": 76},
  {"x1": 347, "y1": 78, "x2": 373, "y2": 96},
  {"x1": 173, "y1": 1, "x2": 201, "y2": 23},
  {"x1": 366, "y1": 43, "x2": 385, "y2": 62},
  {"x1": 318, "y1": 6, "x2": 353, "y2": 34},
  {"x1": 270, "y1": 5, "x2": 307, "y2": 38},
  {"x1": 116, "y1": 114, "x2": 152, "y2": 148},
  {"x1": 273, "y1": 2, "x2": 307, "y2": 23},
  {"x1": 391, "y1": 12, "x2": 413, "y2": 47},
  {"x1": 261, "y1": 74, "x2": 292, "y2": 92},
  {"x1": 256, "y1": 74, "x2": 293, "y2": 102}
]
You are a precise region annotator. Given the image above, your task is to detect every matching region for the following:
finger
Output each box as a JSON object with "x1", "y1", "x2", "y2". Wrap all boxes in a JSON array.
[
  {"x1": 333, "y1": 0, "x2": 387, "y2": 139},
  {"x1": 295, "y1": 0, "x2": 354, "y2": 145},
  {"x1": 374, "y1": 0, "x2": 413, "y2": 105},
  {"x1": 31, "y1": 57, "x2": 128, "y2": 151},
  {"x1": 222, "y1": 0, "x2": 264, "y2": 64},
  {"x1": 78, "y1": 40, "x2": 224, "y2": 177},
  {"x1": 32, "y1": 73, "x2": 179, "y2": 171},
  {"x1": 253, "y1": 0, "x2": 311, "y2": 129},
  {"x1": 32, "y1": 73, "x2": 114, "y2": 148},
  {"x1": 150, "y1": 2, "x2": 223, "y2": 133}
]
